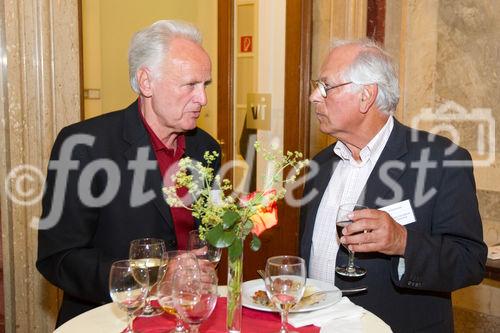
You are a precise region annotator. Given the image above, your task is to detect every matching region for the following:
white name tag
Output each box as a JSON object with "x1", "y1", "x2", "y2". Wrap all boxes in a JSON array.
[{"x1": 378, "y1": 199, "x2": 416, "y2": 225}]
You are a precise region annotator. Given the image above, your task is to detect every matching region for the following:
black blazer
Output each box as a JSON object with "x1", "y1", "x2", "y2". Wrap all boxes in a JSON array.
[
  {"x1": 300, "y1": 119, "x2": 486, "y2": 333},
  {"x1": 36, "y1": 101, "x2": 220, "y2": 327}
]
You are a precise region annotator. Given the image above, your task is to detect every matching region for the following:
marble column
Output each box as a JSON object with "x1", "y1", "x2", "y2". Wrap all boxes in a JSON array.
[{"x1": 0, "y1": 0, "x2": 81, "y2": 331}]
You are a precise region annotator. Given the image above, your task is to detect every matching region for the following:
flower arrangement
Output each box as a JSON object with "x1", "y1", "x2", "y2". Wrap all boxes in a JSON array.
[
  {"x1": 163, "y1": 142, "x2": 308, "y2": 258},
  {"x1": 163, "y1": 141, "x2": 308, "y2": 332}
]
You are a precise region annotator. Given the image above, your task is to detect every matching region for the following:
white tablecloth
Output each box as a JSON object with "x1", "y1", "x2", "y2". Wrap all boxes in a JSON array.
[{"x1": 55, "y1": 287, "x2": 392, "y2": 333}]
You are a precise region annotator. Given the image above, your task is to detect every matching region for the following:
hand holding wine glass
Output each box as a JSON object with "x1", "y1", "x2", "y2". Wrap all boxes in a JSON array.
[
  {"x1": 264, "y1": 256, "x2": 306, "y2": 333},
  {"x1": 109, "y1": 260, "x2": 149, "y2": 333},
  {"x1": 129, "y1": 238, "x2": 166, "y2": 316},
  {"x1": 187, "y1": 230, "x2": 222, "y2": 268},
  {"x1": 157, "y1": 251, "x2": 200, "y2": 333},
  {"x1": 172, "y1": 265, "x2": 218, "y2": 333},
  {"x1": 335, "y1": 203, "x2": 367, "y2": 277}
]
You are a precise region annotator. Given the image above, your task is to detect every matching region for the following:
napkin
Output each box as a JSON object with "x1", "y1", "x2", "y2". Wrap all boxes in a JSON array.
[{"x1": 288, "y1": 297, "x2": 365, "y2": 329}]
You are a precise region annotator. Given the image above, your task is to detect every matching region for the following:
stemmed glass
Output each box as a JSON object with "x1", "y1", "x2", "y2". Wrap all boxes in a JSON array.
[
  {"x1": 109, "y1": 259, "x2": 149, "y2": 333},
  {"x1": 187, "y1": 230, "x2": 222, "y2": 268},
  {"x1": 335, "y1": 203, "x2": 367, "y2": 277},
  {"x1": 129, "y1": 238, "x2": 166, "y2": 316},
  {"x1": 264, "y1": 256, "x2": 306, "y2": 333},
  {"x1": 172, "y1": 265, "x2": 218, "y2": 333},
  {"x1": 157, "y1": 251, "x2": 200, "y2": 333}
]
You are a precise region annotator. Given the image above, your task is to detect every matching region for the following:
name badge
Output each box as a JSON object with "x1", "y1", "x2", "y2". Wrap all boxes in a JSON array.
[{"x1": 378, "y1": 199, "x2": 416, "y2": 225}]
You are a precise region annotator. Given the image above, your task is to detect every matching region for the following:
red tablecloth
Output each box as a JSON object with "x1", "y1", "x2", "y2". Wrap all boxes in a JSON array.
[{"x1": 133, "y1": 298, "x2": 319, "y2": 332}]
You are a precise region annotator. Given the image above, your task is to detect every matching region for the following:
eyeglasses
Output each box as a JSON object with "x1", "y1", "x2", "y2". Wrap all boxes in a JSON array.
[{"x1": 310, "y1": 80, "x2": 353, "y2": 98}]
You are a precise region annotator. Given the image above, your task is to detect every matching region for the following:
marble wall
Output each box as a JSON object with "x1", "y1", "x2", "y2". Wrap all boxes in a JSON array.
[
  {"x1": 434, "y1": 0, "x2": 500, "y2": 327},
  {"x1": 0, "y1": 0, "x2": 81, "y2": 331},
  {"x1": 435, "y1": 0, "x2": 500, "y2": 249},
  {"x1": 312, "y1": 0, "x2": 500, "y2": 329}
]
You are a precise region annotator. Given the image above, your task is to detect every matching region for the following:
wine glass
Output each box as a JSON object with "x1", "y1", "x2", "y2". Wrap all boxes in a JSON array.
[
  {"x1": 129, "y1": 238, "x2": 166, "y2": 316},
  {"x1": 157, "y1": 251, "x2": 200, "y2": 333},
  {"x1": 264, "y1": 256, "x2": 306, "y2": 333},
  {"x1": 172, "y1": 265, "x2": 218, "y2": 333},
  {"x1": 187, "y1": 230, "x2": 222, "y2": 268},
  {"x1": 335, "y1": 203, "x2": 367, "y2": 277},
  {"x1": 109, "y1": 259, "x2": 149, "y2": 333}
]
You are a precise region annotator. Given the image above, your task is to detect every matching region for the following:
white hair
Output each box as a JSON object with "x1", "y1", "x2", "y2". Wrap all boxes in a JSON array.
[
  {"x1": 128, "y1": 20, "x2": 203, "y2": 93},
  {"x1": 331, "y1": 39, "x2": 400, "y2": 114}
]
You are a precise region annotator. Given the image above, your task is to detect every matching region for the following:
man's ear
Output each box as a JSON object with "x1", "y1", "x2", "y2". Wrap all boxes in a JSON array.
[
  {"x1": 360, "y1": 84, "x2": 378, "y2": 114},
  {"x1": 137, "y1": 67, "x2": 153, "y2": 98}
]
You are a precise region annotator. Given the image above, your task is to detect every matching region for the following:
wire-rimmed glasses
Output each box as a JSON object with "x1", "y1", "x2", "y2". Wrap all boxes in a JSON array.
[{"x1": 310, "y1": 79, "x2": 353, "y2": 98}]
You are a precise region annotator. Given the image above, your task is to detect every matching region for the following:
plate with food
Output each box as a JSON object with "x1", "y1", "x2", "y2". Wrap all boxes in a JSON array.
[{"x1": 242, "y1": 278, "x2": 342, "y2": 313}]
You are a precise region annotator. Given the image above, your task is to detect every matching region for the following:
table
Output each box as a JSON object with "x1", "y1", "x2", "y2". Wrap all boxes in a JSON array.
[
  {"x1": 55, "y1": 287, "x2": 392, "y2": 333},
  {"x1": 485, "y1": 258, "x2": 500, "y2": 281}
]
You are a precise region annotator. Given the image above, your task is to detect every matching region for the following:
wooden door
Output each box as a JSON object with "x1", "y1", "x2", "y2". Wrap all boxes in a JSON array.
[{"x1": 217, "y1": 0, "x2": 312, "y2": 283}]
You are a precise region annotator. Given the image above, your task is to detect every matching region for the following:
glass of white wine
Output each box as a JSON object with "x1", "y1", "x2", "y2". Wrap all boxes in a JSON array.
[
  {"x1": 157, "y1": 251, "x2": 199, "y2": 333},
  {"x1": 129, "y1": 238, "x2": 166, "y2": 316},
  {"x1": 264, "y1": 256, "x2": 306, "y2": 333},
  {"x1": 109, "y1": 259, "x2": 149, "y2": 333}
]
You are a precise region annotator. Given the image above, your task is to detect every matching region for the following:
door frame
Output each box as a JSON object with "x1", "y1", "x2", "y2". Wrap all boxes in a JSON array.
[{"x1": 217, "y1": 0, "x2": 312, "y2": 281}]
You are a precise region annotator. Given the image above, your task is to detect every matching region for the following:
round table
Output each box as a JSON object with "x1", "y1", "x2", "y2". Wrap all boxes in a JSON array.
[{"x1": 55, "y1": 287, "x2": 392, "y2": 333}]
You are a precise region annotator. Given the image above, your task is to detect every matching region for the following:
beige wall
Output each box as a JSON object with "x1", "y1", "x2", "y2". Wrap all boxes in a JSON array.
[
  {"x1": 312, "y1": 0, "x2": 500, "y2": 328},
  {"x1": 82, "y1": 0, "x2": 218, "y2": 138},
  {"x1": 232, "y1": 0, "x2": 287, "y2": 192},
  {"x1": 255, "y1": 0, "x2": 286, "y2": 190}
]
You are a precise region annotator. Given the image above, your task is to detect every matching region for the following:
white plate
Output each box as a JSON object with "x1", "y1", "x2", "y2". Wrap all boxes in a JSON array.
[{"x1": 242, "y1": 278, "x2": 342, "y2": 313}]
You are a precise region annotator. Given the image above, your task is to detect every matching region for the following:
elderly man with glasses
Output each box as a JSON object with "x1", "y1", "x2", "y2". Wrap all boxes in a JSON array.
[{"x1": 300, "y1": 39, "x2": 486, "y2": 333}]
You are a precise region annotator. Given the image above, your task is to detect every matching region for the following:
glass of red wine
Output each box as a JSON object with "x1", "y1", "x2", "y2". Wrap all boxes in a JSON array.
[{"x1": 335, "y1": 203, "x2": 367, "y2": 277}]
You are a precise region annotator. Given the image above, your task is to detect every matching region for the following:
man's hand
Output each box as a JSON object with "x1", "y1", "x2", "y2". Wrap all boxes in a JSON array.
[{"x1": 339, "y1": 209, "x2": 407, "y2": 256}]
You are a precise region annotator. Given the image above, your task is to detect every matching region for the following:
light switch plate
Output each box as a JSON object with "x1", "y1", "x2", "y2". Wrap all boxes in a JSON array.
[{"x1": 246, "y1": 93, "x2": 271, "y2": 130}]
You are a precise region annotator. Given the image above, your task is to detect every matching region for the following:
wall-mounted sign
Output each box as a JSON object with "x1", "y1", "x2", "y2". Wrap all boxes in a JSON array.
[
  {"x1": 240, "y1": 36, "x2": 253, "y2": 53},
  {"x1": 246, "y1": 93, "x2": 271, "y2": 130}
]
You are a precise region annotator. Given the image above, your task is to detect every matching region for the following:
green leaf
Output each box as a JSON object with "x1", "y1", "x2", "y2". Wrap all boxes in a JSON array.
[
  {"x1": 222, "y1": 210, "x2": 240, "y2": 229},
  {"x1": 250, "y1": 234, "x2": 261, "y2": 251},
  {"x1": 205, "y1": 224, "x2": 223, "y2": 245},
  {"x1": 228, "y1": 238, "x2": 243, "y2": 261},
  {"x1": 206, "y1": 225, "x2": 236, "y2": 248},
  {"x1": 242, "y1": 219, "x2": 254, "y2": 234}
]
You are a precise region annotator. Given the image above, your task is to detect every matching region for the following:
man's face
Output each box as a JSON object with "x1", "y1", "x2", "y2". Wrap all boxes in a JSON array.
[
  {"x1": 310, "y1": 45, "x2": 363, "y2": 137},
  {"x1": 149, "y1": 38, "x2": 212, "y2": 133}
]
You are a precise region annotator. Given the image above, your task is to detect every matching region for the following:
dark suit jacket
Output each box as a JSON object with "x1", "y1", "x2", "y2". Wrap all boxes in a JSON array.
[
  {"x1": 299, "y1": 119, "x2": 487, "y2": 333},
  {"x1": 36, "y1": 100, "x2": 220, "y2": 327}
]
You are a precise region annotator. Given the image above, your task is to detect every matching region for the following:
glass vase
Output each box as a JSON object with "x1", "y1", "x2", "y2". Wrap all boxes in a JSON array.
[{"x1": 226, "y1": 238, "x2": 243, "y2": 333}]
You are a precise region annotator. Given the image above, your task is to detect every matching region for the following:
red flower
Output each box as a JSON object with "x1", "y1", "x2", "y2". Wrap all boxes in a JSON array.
[{"x1": 240, "y1": 190, "x2": 278, "y2": 236}]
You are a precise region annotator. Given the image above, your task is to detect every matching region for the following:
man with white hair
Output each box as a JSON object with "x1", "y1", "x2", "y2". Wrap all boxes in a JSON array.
[
  {"x1": 300, "y1": 39, "x2": 486, "y2": 332},
  {"x1": 36, "y1": 20, "x2": 220, "y2": 326}
]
